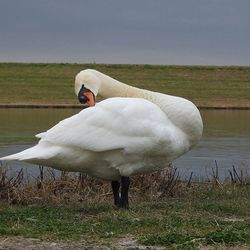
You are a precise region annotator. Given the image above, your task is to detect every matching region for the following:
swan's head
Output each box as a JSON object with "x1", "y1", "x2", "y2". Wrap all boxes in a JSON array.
[{"x1": 75, "y1": 69, "x2": 101, "y2": 107}]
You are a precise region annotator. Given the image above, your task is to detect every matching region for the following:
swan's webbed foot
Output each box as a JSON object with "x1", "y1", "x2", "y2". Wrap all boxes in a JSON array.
[{"x1": 111, "y1": 176, "x2": 130, "y2": 209}]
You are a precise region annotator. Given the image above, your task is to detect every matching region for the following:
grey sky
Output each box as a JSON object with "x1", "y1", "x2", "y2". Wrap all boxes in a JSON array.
[{"x1": 0, "y1": 0, "x2": 250, "y2": 65}]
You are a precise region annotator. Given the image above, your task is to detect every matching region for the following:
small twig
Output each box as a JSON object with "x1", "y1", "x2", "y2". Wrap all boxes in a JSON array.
[
  {"x1": 211, "y1": 160, "x2": 221, "y2": 186},
  {"x1": 187, "y1": 172, "x2": 193, "y2": 187},
  {"x1": 232, "y1": 165, "x2": 242, "y2": 184},
  {"x1": 228, "y1": 170, "x2": 235, "y2": 183}
]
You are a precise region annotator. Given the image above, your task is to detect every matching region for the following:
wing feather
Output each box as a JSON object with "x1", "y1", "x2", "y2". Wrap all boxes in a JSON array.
[{"x1": 38, "y1": 98, "x2": 174, "y2": 154}]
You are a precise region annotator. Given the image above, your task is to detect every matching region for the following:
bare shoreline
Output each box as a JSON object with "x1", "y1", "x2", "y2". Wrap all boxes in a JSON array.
[{"x1": 0, "y1": 103, "x2": 250, "y2": 110}]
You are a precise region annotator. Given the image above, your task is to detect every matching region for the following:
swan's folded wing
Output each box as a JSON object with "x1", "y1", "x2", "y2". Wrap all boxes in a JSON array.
[{"x1": 38, "y1": 98, "x2": 174, "y2": 154}]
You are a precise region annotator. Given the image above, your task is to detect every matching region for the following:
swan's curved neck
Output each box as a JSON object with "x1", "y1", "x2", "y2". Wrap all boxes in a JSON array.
[
  {"x1": 93, "y1": 71, "x2": 142, "y2": 99},
  {"x1": 93, "y1": 70, "x2": 183, "y2": 108}
]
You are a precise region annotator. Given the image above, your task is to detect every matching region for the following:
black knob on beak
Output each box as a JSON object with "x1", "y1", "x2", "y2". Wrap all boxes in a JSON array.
[{"x1": 78, "y1": 85, "x2": 89, "y2": 104}]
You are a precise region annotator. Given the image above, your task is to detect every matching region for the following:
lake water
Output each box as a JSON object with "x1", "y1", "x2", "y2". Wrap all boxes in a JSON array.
[{"x1": 0, "y1": 108, "x2": 249, "y2": 182}]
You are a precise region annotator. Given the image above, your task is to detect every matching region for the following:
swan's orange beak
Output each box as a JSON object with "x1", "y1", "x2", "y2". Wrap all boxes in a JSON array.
[
  {"x1": 82, "y1": 91, "x2": 95, "y2": 107},
  {"x1": 78, "y1": 85, "x2": 95, "y2": 107}
]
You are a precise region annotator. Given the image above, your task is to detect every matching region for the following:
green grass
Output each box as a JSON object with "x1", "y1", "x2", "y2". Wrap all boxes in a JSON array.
[
  {"x1": 1, "y1": 185, "x2": 250, "y2": 248},
  {"x1": 0, "y1": 63, "x2": 250, "y2": 107}
]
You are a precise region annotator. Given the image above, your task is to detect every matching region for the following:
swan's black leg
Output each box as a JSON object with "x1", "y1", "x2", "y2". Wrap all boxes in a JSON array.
[
  {"x1": 111, "y1": 181, "x2": 120, "y2": 207},
  {"x1": 120, "y1": 176, "x2": 130, "y2": 209}
]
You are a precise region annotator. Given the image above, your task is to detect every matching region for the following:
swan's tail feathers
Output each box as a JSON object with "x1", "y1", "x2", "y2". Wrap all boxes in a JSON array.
[{"x1": 0, "y1": 145, "x2": 58, "y2": 163}]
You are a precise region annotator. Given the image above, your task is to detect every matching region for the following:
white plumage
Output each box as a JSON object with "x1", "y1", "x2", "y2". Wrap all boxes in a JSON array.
[{"x1": 0, "y1": 69, "x2": 203, "y2": 181}]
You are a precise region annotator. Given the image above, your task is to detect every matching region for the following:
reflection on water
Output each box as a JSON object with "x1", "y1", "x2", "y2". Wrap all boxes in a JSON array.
[
  {"x1": 0, "y1": 108, "x2": 79, "y2": 144},
  {"x1": 0, "y1": 108, "x2": 250, "y2": 181},
  {"x1": 201, "y1": 109, "x2": 250, "y2": 137}
]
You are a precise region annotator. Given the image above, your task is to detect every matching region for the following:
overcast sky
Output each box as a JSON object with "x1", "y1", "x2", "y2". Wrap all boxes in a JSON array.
[{"x1": 0, "y1": 0, "x2": 250, "y2": 65}]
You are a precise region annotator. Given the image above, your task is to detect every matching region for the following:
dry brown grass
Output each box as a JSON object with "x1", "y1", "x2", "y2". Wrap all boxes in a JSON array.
[
  {"x1": 0, "y1": 165, "x2": 183, "y2": 206},
  {"x1": 1, "y1": 163, "x2": 249, "y2": 207}
]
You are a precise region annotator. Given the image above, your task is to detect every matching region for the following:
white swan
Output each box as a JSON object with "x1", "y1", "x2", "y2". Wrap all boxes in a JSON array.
[{"x1": 0, "y1": 69, "x2": 203, "y2": 208}]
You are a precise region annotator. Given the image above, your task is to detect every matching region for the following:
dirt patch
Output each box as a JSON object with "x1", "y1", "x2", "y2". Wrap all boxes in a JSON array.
[
  {"x1": 1, "y1": 237, "x2": 249, "y2": 250},
  {"x1": 0, "y1": 237, "x2": 106, "y2": 250},
  {"x1": 0, "y1": 236, "x2": 165, "y2": 250}
]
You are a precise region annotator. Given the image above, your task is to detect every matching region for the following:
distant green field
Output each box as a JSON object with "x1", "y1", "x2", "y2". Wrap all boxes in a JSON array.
[{"x1": 0, "y1": 63, "x2": 250, "y2": 107}]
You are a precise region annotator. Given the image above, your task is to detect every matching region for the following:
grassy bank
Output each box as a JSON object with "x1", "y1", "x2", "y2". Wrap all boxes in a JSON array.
[
  {"x1": 0, "y1": 188, "x2": 250, "y2": 249},
  {"x1": 0, "y1": 167, "x2": 250, "y2": 249},
  {"x1": 0, "y1": 63, "x2": 250, "y2": 108}
]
